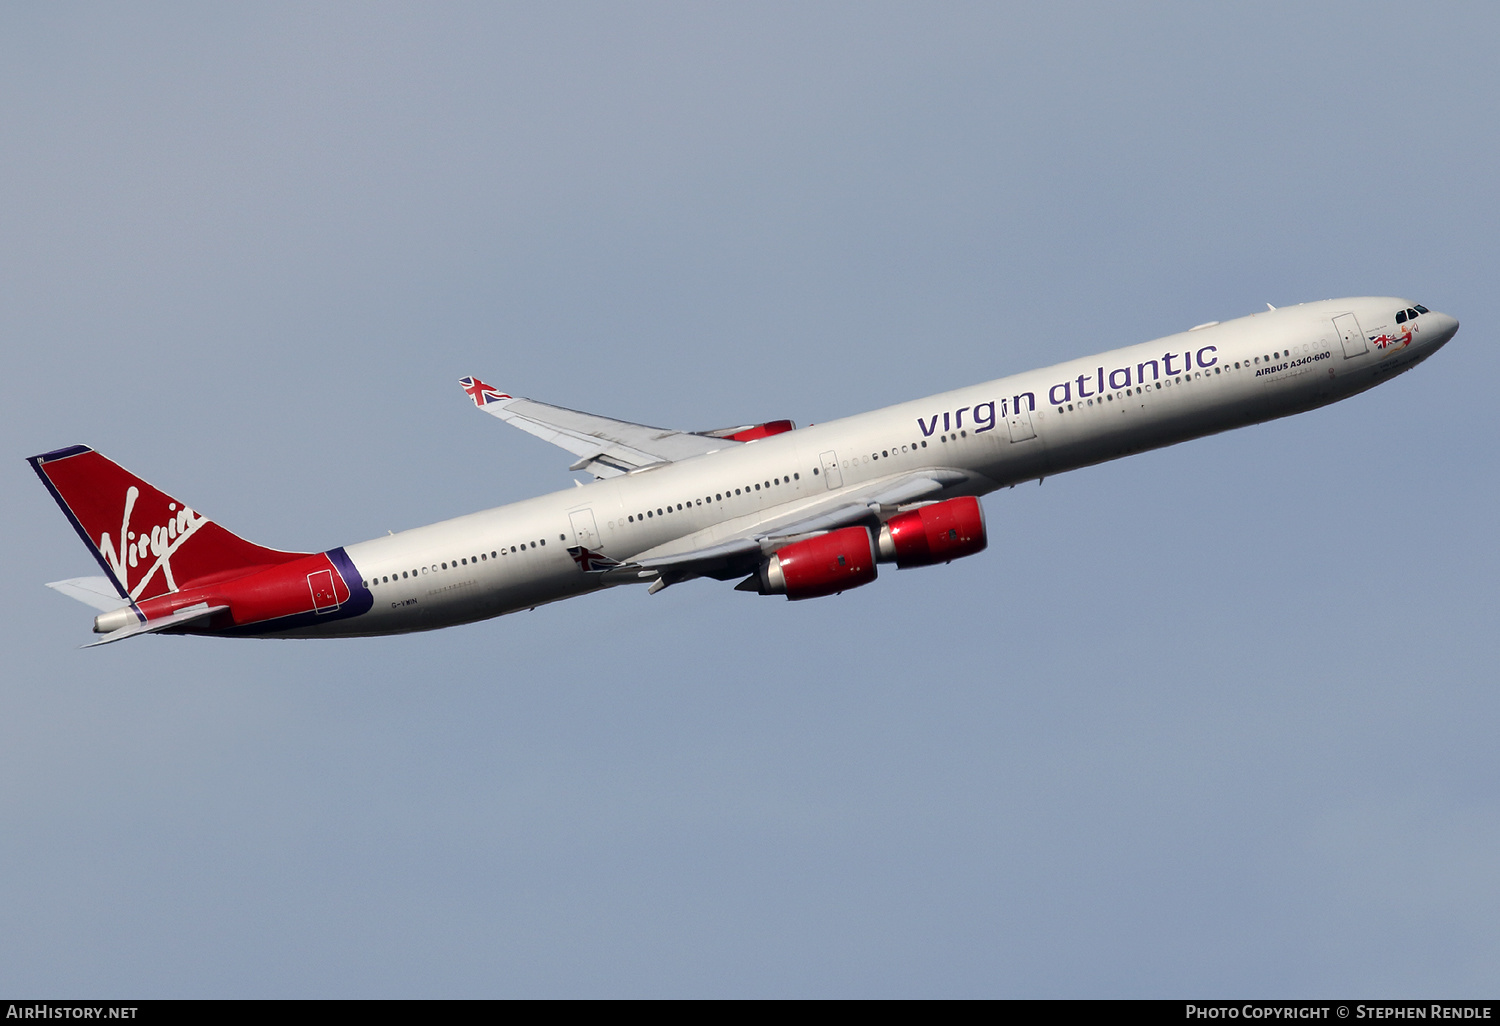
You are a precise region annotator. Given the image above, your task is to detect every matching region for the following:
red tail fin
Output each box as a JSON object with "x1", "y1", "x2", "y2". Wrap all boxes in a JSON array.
[{"x1": 29, "y1": 445, "x2": 308, "y2": 605}]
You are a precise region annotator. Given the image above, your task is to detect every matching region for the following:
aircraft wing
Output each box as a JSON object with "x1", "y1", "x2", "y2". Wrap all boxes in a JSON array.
[
  {"x1": 459, "y1": 376, "x2": 737, "y2": 478},
  {"x1": 598, "y1": 468, "x2": 976, "y2": 588}
]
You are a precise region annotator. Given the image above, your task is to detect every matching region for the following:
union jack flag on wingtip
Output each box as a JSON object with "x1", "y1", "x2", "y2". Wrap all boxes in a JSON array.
[{"x1": 459, "y1": 376, "x2": 510, "y2": 407}]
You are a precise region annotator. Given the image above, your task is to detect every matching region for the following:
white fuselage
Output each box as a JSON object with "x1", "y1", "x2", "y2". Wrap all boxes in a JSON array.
[{"x1": 312, "y1": 298, "x2": 1455, "y2": 637}]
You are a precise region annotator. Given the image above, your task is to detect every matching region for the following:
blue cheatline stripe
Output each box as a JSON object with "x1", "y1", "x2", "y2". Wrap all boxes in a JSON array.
[{"x1": 209, "y1": 548, "x2": 374, "y2": 637}]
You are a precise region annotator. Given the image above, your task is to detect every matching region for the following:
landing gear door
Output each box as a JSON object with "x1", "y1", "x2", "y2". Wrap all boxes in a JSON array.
[
  {"x1": 819, "y1": 450, "x2": 843, "y2": 490},
  {"x1": 569, "y1": 508, "x2": 601, "y2": 550},
  {"x1": 1334, "y1": 313, "x2": 1367, "y2": 359},
  {"x1": 1007, "y1": 401, "x2": 1037, "y2": 442}
]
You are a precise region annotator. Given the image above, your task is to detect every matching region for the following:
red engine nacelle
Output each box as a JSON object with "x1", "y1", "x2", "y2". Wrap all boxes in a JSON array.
[
  {"x1": 703, "y1": 420, "x2": 796, "y2": 442},
  {"x1": 877, "y1": 496, "x2": 987, "y2": 568},
  {"x1": 760, "y1": 526, "x2": 878, "y2": 600}
]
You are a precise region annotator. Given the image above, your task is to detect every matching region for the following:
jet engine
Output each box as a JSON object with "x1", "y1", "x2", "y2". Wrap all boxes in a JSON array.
[
  {"x1": 699, "y1": 420, "x2": 796, "y2": 442},
  {"x1": 876, "y1": 496, "x2": 987, "y2": 568},
  {"x1": 755, "y1": 525, "x2": 878, "y2": 600}
]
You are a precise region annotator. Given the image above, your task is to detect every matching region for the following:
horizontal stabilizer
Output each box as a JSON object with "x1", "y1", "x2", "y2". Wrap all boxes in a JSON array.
[
  {"x1": 83, "y1": 602, "x2": 227, "y2": 648},
  {"x1": 46, "y1": 576, "x2": 129, "y2": 612}
]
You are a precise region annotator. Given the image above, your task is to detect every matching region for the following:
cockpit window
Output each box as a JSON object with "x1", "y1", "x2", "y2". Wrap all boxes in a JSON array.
[
  {"x1": 1396, "y1": 310, "x2": 1407, "y2": 324},
  {"x1": 1415, "y1": 304, "x2": 1430, "y2": 314}
]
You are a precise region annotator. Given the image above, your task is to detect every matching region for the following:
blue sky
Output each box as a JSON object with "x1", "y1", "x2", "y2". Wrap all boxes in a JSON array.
[{"x1": 3, "y1": 3, "x2": 1497, "y2": 996}]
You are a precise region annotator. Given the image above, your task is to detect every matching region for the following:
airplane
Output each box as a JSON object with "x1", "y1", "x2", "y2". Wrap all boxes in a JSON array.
[{"x1": 30, "y1": 297, "x2": 1458, "y2": 646}]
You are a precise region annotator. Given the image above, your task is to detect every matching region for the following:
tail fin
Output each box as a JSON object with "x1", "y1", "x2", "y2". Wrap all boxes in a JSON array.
[{"x1": 28, "y1": 445, "x2": 307, "y2": 605}]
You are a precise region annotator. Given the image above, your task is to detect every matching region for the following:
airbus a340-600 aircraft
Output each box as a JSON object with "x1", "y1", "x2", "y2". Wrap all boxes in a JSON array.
[{"x1": 31, "y1": 297, "x2": 1457, "y2": 646}]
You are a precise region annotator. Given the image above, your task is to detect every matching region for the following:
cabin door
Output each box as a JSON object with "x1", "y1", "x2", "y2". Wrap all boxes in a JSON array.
[
  {"x1": 307, "y1": 569, "x2": 339, "y2": 613},
  {"x1": 819, "y1": 450, "x2": 843, "y2": 489},
  {"x1": 1007, "y1": 402, "x2": 1037, "y2": 442},
  {"x1": 1334, "y1": 313, "x2": 1367, "y2": 359},
  {"x1": 569, "y1": 508, "x2": 601, "y2": 551}
]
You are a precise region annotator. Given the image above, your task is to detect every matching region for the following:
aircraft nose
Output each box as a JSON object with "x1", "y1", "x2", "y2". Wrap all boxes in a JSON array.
[{"x1": 1430, "y1": 311, "x2": 1460, "y2": 345}]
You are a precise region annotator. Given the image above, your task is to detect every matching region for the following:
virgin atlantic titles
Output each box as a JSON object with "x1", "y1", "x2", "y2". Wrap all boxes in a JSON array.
[{"x1": 31, "y1": 297, "x2": 1457, "y2": 644}]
